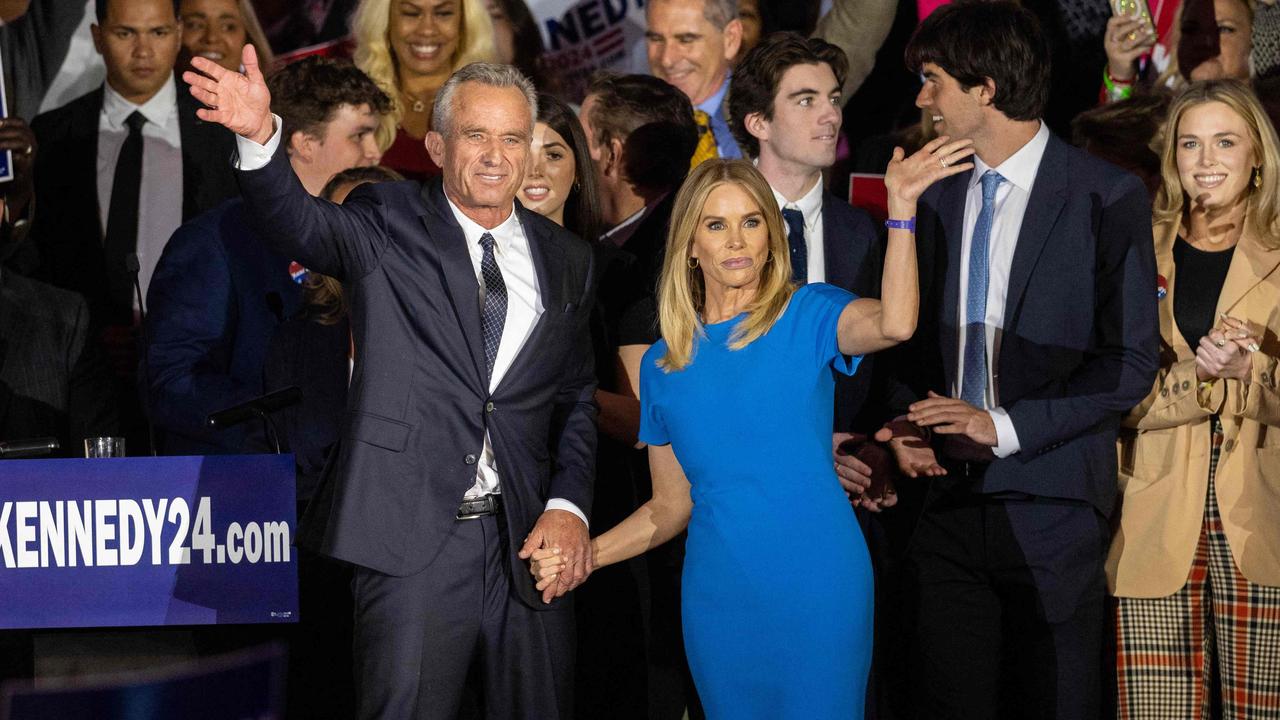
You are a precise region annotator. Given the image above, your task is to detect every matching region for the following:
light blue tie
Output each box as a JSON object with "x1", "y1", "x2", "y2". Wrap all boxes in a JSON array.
[{"x1": 961, "y1": 171, "x2": 1004, "y2": 408}]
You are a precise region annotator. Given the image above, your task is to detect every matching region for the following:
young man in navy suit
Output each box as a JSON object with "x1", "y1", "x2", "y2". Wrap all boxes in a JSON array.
[
  {"x1": 727, "y1": 32, "x2": 894, "y2": 506},
  {"x1": 880, "y1": 2, "x2": 1159, "y2": 717},
  {"x1": 186, "y1": 54, "x2": 597, "y2": 719}
]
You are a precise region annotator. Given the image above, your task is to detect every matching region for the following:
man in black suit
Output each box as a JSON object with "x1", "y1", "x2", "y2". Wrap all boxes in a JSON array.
[
  {"x1": 577, "y1": 73, "x2": 699, "y2": 720},
  {"x1": 880, "y1": 2, "x2": 1159, "y2": 716},
  {"x1": 27, "y1": 0, "x2": 237, "y2": 453},
  {"x1": 187, "y1": 52, "x2": 597, "y2": 719}
]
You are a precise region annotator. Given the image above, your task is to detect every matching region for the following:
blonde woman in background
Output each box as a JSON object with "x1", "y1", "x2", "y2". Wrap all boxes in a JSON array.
[
  {"x1": 352, "y1": 0, "x2": 495, "y2": 180},
  {"x1": 1110, "y1": 79, "x2": 1280, "y2": 718}
]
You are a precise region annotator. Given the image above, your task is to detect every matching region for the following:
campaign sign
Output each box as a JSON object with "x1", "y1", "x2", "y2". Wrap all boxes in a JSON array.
[{"x1": 0, "y1": 455, "x2": 298, "y2": 629}]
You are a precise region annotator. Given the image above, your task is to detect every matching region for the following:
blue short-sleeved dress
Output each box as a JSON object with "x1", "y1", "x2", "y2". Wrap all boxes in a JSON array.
[{"x1": 639, "y1": 283, "x2": 873, "y2": 719}]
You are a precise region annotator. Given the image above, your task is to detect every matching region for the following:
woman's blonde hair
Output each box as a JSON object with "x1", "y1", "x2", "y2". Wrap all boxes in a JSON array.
[
  {"x1": 1153, "y1": 79, "x2": 1280, "y2": 247},
  {"x1": 351, "y1": 0, "x2": 496, "y2": 148},
  {"x1": 656, "y1": 159, "x2": 795, "y2": 372}
]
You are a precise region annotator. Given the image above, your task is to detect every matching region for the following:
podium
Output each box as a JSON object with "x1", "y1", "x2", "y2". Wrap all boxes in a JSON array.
[{"x1": 0, "y1": 455, "x2": 299, "y2": 629}]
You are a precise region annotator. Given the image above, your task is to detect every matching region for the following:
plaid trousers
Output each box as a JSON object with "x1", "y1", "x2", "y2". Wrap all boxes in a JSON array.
[{"x1": 1115, "y1": 417, "x2": 1280, "y2": 719}]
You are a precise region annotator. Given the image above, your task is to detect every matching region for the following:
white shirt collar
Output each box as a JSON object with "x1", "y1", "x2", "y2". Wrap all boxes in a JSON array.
[
  {"x1": 445, "y1": 196, "x2": 521, "y2": 252},
  {"x1": 970, "y1": 121, "x2": 1050, "y2": 194},
  {"x1": 102, "y1": 74, "x2": 179, "y2": 132},
  {"x1": 771, "y1": 174, "x2": 825, "y2": 223}
]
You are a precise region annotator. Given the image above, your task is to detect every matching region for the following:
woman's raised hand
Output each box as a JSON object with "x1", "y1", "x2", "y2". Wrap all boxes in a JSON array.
[
  {"x1": 182, "y1": 44, "x2": 274, "y2": 145},
  {"x1": 883, "y1": 136, "x2": 975, "y2": 210}
]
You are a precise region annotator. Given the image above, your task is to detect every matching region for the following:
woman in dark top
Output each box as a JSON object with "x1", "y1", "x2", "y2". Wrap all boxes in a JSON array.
[{"x1": 1109, "y1": 79, "x2": 1280, "y2": 717}]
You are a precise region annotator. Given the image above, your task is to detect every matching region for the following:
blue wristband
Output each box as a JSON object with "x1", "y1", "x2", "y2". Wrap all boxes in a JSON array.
[{"x1": 884, "y1": 217, "x2": 915, "y2": 232}]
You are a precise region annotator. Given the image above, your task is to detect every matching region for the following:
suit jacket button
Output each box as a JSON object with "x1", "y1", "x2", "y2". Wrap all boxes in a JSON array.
[
  {"x1": 1161, "y1": 388, "x2": 1169, "y2": 398},
  {"x1": 485, "y1": 401, "x2": 495, "y2": 413},
  {"x1": 1223, "y1": 439, "x2": 1234, "y2": 452},
  {"x1": 464, "y1": 454, "x2": 477, "y2": 465},
  {"x1": 1182, "y1": 380, "x2": 1191, "y2": 391}
]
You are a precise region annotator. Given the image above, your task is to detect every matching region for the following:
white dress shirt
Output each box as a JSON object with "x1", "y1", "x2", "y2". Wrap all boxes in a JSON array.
[
  {"x1": 770, "y1": 174, "x2": 826, "y2": 283},
  {"x1": 953, "y1": 121, "x2": 1050, "y2": 459},
  {"x1": 97, "y1": 75, "x2": 183, "y2": 313},
  {"x1": 235, "y1": 119, "x2": 587, "y2": 525}
]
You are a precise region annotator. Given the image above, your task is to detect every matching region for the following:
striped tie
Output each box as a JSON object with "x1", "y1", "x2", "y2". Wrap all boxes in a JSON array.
[{"x1": 479, "y1": 232, "x2": 507, "y2": 383}]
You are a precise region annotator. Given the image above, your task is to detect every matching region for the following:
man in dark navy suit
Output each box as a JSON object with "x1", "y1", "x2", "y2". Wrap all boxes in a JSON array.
[
  {"x1": 145, "y1": 57, "x2": 390, "y2": 455},
  {"x1": 728, "y1": 32, "x2": 893, "y2": 504},
  {"x1": 186, "y1": 53, "x2": 597, "y2": 720},
  {"x1": 880, "y1": 2, "x2": 1159, "y2": 717}
]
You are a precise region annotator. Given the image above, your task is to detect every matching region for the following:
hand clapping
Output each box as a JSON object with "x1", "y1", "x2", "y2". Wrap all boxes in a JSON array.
[{"x1": 1196, "y1": 314, "x2": 1260, "y2": 382}]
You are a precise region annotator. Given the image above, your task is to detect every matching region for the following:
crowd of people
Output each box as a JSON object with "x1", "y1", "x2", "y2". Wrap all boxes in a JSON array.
[{"x1": 1, "y1": 0, "x2": 1279, "y2": 718}]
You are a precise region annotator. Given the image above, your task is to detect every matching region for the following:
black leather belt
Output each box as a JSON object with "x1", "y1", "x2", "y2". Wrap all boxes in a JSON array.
[{"x1": 456, "y1": 493, "x2": 502, "y2": 520}]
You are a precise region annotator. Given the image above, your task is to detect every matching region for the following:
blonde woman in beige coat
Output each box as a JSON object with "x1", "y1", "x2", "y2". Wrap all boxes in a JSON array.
[{"x1": 1109, "y1": 79, "x2": 1280, "y2": 718}]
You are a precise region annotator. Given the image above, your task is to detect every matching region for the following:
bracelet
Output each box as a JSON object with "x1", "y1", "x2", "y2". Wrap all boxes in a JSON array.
[
  {"x1": 1103, "y1": 67, "x2": 1134, "y2": 102},
  {"x1": 884, "y1": 217, "x2": 915, "y2": 233}
]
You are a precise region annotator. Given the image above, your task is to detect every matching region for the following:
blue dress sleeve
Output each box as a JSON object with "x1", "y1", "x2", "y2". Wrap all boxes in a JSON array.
[
  {"x1": 638, "y1": 343, "x2": 670, "y2": 446},
  {"x1": 798, "y1": 283, "x2": 862, "y2": 377}
]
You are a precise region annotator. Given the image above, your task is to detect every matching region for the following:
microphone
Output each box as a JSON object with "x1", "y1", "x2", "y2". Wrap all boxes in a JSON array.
[
  {"x1": 127, "y1": 252, "x2": 158, "y2": 456},
  {"x1": 207, "y1": 386, "x2": 302, "y2": 454},
  {"x1": 0, "y1": 438, "x2": 60, "y2": 458}
]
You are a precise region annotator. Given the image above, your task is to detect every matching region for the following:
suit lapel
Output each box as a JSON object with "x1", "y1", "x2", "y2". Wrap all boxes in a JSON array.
[
  {"x1": 495, "y1": 209, "x2": 564, "y2": 392},
  {"x1": 938, "y1": 170, "x2": 970, "y2": 390},
  {"x1": 1216, "y1": 231, "x2": 1280, "y2": 318},
  {"x1": 420, "y1": 181, "x2": 487, "y2": 389},
  {"x1": 1004, "y1": 135, "x2": 1068, "y2": 320},
  {"x1": 822, "y1": 194, "x2": 854, "y2": 288},
  {"x1": 75, "y1": 89, "x2": 106, "y2": 243}
]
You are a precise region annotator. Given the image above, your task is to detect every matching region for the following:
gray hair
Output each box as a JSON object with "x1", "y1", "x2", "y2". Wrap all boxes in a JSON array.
[
  {"x1": 702, "y1": 0, "x2": 738, "y2": 28},
  {"x1": 431, "y1": 63, "x2": 539, "y2": 136}
]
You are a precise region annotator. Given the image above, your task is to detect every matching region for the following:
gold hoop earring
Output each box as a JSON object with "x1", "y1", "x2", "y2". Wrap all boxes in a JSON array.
[
  {"x1": 687, "y1": 256, "x2": 700, "y2": 269},
  {"x1": 1254, "y1": 167, "x2": 1263, "y2": 188}
]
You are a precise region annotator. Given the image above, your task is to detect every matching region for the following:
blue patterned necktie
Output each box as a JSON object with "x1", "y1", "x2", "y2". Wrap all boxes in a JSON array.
[
  {"x1": 781, "y1": 207, "x2": 808, "y2": 284},
  {"x1": 961, "y1": 171, "x2": 1004, "y2": 408},
  {"x1": 479, "y1": 232, "x2": 507, "y2": 382}
]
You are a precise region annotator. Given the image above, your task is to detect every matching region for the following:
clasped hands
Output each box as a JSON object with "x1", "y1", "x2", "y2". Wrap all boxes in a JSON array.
[
  {"x1": 836, "y1": 392, "x2": 1000, "y2": 504},
  {"x1": 517, "y1": 509, "x2": 592, "y2": 604},
  {"x1": 1196, "y1": 314, "x2": 1261, "y2": 382}
]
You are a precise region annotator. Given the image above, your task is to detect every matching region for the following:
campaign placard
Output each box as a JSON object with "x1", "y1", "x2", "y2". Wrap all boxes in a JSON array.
[{"x1": 0, "y1": 455, "x2": 298, "y2": 629}]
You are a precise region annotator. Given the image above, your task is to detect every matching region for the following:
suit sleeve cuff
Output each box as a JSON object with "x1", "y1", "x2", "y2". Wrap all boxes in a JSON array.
[
  {"x1": 989, "y1": 407, "x2": 1021, "y2": 458},
  {"x1": 233, "y1": 113, "x2": 282, "y2": 170},
  {"x1": 545, "y1": 498, "x2": 588, "y2": 528}
]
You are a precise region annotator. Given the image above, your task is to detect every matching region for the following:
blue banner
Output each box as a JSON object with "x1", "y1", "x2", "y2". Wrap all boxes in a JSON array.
[{"x1": 0, "y1": 455, "x2": 298, "y2": 629}]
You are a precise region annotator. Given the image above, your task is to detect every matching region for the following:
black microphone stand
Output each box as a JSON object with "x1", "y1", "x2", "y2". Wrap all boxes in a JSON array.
[{"x1": 126, "y1": 253, "x2": 158, "y2": 456}]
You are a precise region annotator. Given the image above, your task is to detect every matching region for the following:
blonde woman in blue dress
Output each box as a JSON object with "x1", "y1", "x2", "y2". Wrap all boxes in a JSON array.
[{"x1": 532, "y1": 141, "x2": 972, "y2": 719}]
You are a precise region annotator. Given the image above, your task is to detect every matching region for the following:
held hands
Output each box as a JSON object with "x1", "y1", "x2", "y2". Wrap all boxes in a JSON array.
[
  {"x1": 883, "y1": 136, "x2": 975, "y2": 210},
  {"x1": 182, "y1": 45, "x2": 274, "y2": 144},
  {"x1": 1196, "y1": 315, "x2": 1260, "y2": 382},
  {"x1": 1104, "y1": 13, "x2": 1157, "y2": 82},
  {"x1": 517, "y1": 509, "x2": 592, "y2": 604}
]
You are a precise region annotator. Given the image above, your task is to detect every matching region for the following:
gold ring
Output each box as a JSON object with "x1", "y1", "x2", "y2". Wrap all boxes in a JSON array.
[
  {"x1": 940, "y1": 158, "x2": 949, "y2": 168},
  {"x1": 1215, "y1": 338, "x2": 1226, "y2": 348},
  {"x1": 1126, "y1": 30, "x2": 1138, "y2": 41}
]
